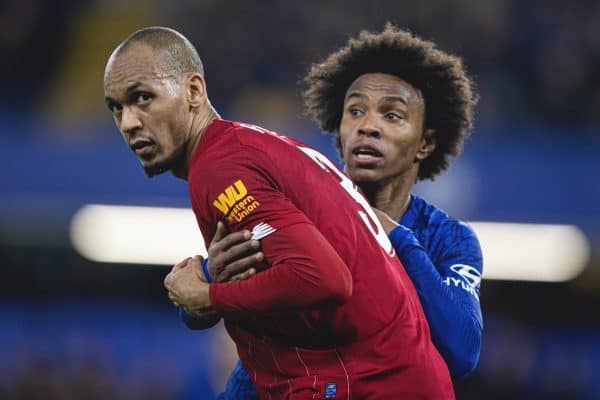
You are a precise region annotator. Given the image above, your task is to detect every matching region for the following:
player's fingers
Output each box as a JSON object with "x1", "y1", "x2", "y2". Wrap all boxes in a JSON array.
[
  {"x1": 168, "y1": 292, "x2": 179, "y2": 306},
  {"x1": 183, "y1": 256, "x2": 201, "y2": 271},
  {"x1": 219, "y1": 240, "x2": 260, "y2": 265},
  {"x1": 209, "y1": 230, "x2": 252, "y2": 255},
  {"x1": 217, "y1": 252, "x2": 263, "y2": 282},
  {"x1": 164, "y1": 274, "x2": 173, "y2": 290},
  {"x1": 211, "y1": 221, "x2": 228, "y2": 243},
  {"x1": 193, "y1": 254, "x2": 204, "y2": 266},
  {"x1": 164, "y1": 267, "x2": 185, "y2": 289},
  {"x1": 230, "y1": 268, "x2": 257, "y2": 282},
  {"x1": 173, "y1": 257, "x2": 192, "y2": 271}
]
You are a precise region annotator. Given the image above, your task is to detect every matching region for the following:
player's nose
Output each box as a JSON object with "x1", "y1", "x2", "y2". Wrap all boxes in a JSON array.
[
  {"x1": 120, "y1": 106, "x2": 143, "y2": 136},
  {"x1": 357, "y1": 112, "x2": 381, "y2": 138}
]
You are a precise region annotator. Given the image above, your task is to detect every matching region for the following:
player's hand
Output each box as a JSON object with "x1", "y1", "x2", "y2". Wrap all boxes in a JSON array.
[
  {"x1": 164, "y1": 256, "x2": 212, "y2": 314},
  {"x1": 207, "y1": 221, "x2": 264, "y2": 283},
  {"x1": 371, "y1": 207, "x2": 399, "y2": 235},
  {"x1": 168, "y1": 256, "x2": 193, "y2": 278},
  {"x1": 165, "y1": 256, "x2": 194, "y2": 307}
]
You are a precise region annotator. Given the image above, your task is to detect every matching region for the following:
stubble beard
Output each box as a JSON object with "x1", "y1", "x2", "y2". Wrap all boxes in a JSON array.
[
  {"x1": 143, "y1": 162, "x2": 169, "y2": 178},
  {"x1": 143, "y1": 143, "x2": 186, "y2": 178}
]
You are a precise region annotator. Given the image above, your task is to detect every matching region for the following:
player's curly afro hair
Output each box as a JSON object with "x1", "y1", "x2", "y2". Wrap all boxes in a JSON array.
[{"x1": 302, "y1": 24, "x2": 478, "y2": 181}]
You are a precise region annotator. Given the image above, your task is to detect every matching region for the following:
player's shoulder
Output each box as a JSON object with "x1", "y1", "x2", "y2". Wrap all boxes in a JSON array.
[
  {"x1": 199, "y1": 120, "x2": 262, "y2": 153},
  {"x1": 191, "y1": 120, "x2": 274, "y2": 175},
  {"x1": 227, "y1": 120, "x2": 298, "y2": 148},
  {"x1": 412, "y1": 195, "x2": 483, "y2": 271},
  {"x1": 412, "y1": 195, "x2": 480, "y2": 245}
]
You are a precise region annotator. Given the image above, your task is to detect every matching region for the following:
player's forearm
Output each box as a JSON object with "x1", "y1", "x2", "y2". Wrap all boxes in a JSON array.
[
  {"x1": 389, "y1": 225, "x2": 483, "y2": 377},
  {"x1": 179, "y1": 307, "x2": 221, "y2": 330},
  {"x1": 403, "y1": 244, "x2": 482, "y2": 377},
  {"x1": 209, "y1": 256, "x2": 351, "y2": 313},
  {"x1": 210, "y1": 223, "x2": 353, "y2": 314}
]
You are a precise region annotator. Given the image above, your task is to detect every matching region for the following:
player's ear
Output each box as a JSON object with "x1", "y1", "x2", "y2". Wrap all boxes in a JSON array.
[
  {"x1": 186, "y1": 73, "x2": 206, "y2": 109},
  {"x1": 416, "y1": 128, "x2": 436, "y2": 162}
]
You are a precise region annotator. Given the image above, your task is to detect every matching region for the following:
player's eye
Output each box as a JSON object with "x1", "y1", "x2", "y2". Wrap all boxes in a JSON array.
[
  {"x1": 383, "y1": 112, "x2": 402, "y2": 121},
  {"x1": 136, "y1": 93, "x2": 152, "y2": 104},
  {"x1": 349, "y1": 107, "x2": 364, "y2": 117},
  {"x1": 107, "y1": 101, "x2": 122, "y2": 113}
]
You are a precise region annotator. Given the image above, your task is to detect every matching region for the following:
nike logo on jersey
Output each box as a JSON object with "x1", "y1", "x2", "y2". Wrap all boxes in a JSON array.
[{"x1": 251, "y1": 222, "x2": 276, "y2": 240}]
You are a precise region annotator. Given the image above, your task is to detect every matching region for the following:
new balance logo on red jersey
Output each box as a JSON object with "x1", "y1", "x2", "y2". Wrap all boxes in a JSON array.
[{"x1": 251, "y1": 222, "x2": 276, "y2": 240}]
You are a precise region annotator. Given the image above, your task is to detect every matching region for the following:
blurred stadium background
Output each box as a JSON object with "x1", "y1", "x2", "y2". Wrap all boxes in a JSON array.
[{"x1": 1, "y1": 0, "x2": 599, "y2": 398}]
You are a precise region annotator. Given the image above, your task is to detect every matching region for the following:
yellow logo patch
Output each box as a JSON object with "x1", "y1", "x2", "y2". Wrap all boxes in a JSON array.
[{"x1": 212, "y1": 180, "x2": 260, "y2": 223}]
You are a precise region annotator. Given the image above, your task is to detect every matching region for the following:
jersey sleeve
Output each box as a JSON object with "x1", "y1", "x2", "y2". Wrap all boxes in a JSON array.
[
  {"x1": 190, "y1": 144, "x2": 353, "y2": 315},
  {"x1": 218, "y1": 360, "x2": 259, "y2": 400},
  {"x1": 388, "y1": 221, "x2": 483, "y2": 378},
  {"x1": 178, "y1": 307, "x2": 221, "y2": 330}
]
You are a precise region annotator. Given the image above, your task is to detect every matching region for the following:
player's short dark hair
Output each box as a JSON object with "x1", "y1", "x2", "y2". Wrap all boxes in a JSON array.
[
  {"x1": 115, "y1": 26, "x2": 204, "y2": 78},
  {"x1": 302, "y1": 24, "x2": 478, "y2": 181}
]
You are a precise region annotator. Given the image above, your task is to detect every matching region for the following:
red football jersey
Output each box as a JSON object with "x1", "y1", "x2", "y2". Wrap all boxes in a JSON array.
[{"x1": 189, "y1": 120, "x2": 453, "y2": 399}]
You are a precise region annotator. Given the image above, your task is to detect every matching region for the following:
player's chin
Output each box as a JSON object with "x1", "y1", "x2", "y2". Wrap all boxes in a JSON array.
[
  {"x1": 346, "y1": 166, "x2": 383, "y2": 184},
  {"x1": 142, "y1": 159, "x2": 170, "y2": 178}
]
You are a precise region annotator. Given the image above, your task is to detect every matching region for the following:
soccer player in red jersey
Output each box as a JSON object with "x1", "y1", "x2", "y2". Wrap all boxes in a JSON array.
[{"x1": 104, "y1": 27, "x2": 454, "y2": 399}]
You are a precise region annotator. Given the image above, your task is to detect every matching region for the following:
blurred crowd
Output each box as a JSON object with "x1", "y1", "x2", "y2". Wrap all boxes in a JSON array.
[{"x1": 0, "y1": 0, "x2": 599, "y2": 136}]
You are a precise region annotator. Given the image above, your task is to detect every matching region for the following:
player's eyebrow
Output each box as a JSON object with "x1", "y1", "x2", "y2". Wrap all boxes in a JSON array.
[
  {"x1": 345, "y1": 92, "x2": 368, "y2": 102},
  {"x1": 104, "y1": 81, "x2": 147, "y2": 105},
  {"x1": 345, "y1": 92, "x2": 409, "y2": 107},
  {"x1": 124, "y1": 81, "x2": 143, "y2": 95},
  {"x1": 380, "y1": 96, "x2": 408, "y2": 106}
]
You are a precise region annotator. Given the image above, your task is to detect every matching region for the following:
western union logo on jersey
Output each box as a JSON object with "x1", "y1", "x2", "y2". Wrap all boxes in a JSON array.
[
  {"x1": 212, "y1": 179, "x2": 260, "y2": 223},
  {"x1": 213, "y1": 180, "x2": 247, "y2": 214}
]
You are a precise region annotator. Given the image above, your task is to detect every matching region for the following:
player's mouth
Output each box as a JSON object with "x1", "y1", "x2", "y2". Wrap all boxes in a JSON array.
[
  {"x1": 350, "y1": 144, "x2": 384, "y2": 167},
  {"x1": 131, "y1": 138, "x2": 156, "y2": 157}
]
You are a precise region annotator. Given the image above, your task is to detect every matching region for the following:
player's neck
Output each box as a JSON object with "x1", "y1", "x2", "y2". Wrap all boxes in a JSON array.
[
  {"x1": 172, "y1": 105, "x2": 220, "y2": 180},
  {"x1": 361, "y1": 172, "x2": 415, "y2": 222}
]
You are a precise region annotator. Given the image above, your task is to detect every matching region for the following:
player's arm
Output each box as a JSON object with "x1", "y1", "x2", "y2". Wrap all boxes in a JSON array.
[
  {"x1": 388, "y1": 221, "x2": 483, "y2": 378},
  {"x1": 167, "y1": 222, "x2": 352, "y2": 315},
  {"x1": 178, "y1": 223, "x2": 263, "y2": 330},
  {"x1": 173, "y1": 224, "x2": 351, "y2": 316},
  {"x1": 179, "y1": 305, "x2": 221, "y2": 330},
  {"x1": 209, "y1": 220, "x2": 352, "y2": 314}
]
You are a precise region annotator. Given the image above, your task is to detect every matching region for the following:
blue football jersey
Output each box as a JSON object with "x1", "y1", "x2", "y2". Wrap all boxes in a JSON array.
[{"x1": 391, "y1": 194, "x2": 483, "y2": 378}]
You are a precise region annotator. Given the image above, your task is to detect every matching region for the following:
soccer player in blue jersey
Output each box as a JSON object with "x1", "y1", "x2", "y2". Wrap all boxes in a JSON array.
[{"x1": 184, "y1": 25, "x2": 483, "y2": 399}]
